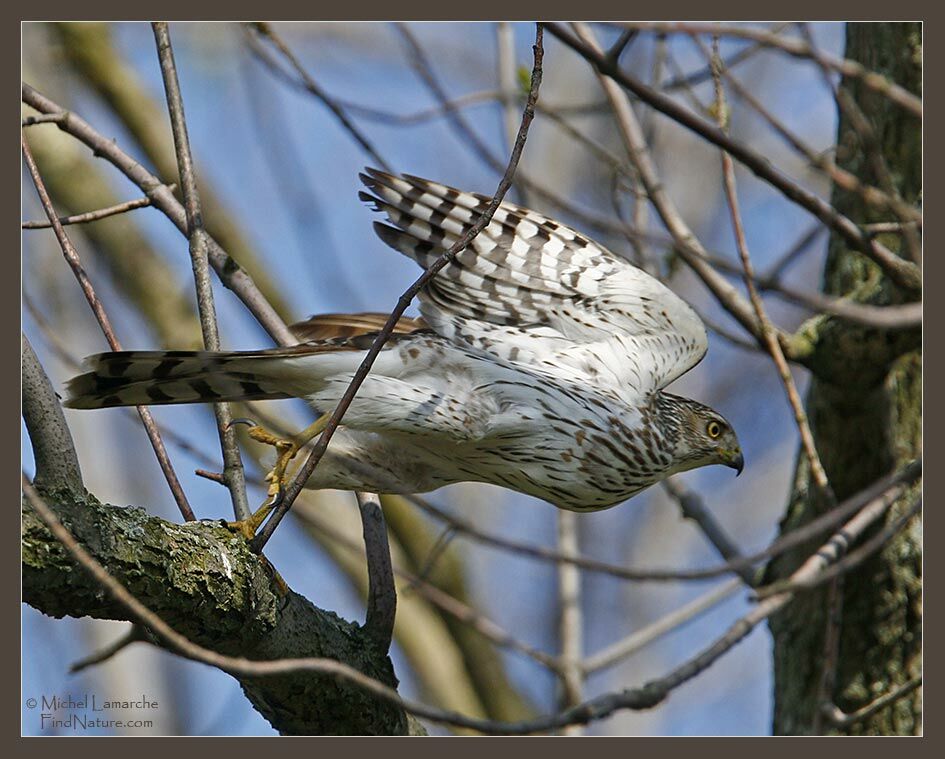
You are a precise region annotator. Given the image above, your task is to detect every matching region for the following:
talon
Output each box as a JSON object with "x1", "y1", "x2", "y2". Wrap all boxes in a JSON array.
[
  {"x1": 227, "y1": 417, "x2": 257, "y2": 430},
  {"x1": 226, "y1": 497, "x2": 277, "y2": 541},
  {"x1": 242, "y1": 413, "x2": 332, "y2": 498}
]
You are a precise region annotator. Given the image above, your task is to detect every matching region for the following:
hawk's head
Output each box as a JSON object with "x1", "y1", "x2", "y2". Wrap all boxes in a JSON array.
[{"x1": 659, "y1": 395, "x2": 743, "y2": 476}]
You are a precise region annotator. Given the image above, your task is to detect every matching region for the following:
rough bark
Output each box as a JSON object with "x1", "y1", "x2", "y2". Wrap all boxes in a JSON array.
[
  {"x1": 767, "y1": 23, "x2": 922, "y2": 735},
  {"x1": 22, "y1": 488, "x2": 415, "y2": 735}
]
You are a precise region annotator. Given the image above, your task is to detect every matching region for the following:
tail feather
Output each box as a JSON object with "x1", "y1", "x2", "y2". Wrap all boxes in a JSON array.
[{"x1": 64, "y1": 350, "x2": 297, "y2": 409}]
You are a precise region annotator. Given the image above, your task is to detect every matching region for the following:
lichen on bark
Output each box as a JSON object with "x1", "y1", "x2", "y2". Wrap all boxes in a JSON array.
[
  {"x1": 766, "y1": 22, "x2": 921, "y2": 735},
  {"x1": 22, "y1": 488, "x2": 413, "y2": 735}
]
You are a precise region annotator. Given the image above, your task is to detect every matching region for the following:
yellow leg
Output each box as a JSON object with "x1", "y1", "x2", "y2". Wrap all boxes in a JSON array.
[
  {"x1": 226, "y1": 412, "x2": 332, "y2": 540},
  {"x1": 226, "y1": 500, "x2": 276, "y2": 541},
  {"x1": 251, "y1": 412, "x2": 332, "y2": 496}
]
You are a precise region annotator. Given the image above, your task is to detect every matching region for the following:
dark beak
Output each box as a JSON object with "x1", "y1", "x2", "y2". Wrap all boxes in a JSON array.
[{"x1": 729, "y1": 451, "x2": 744, "y2": 477}]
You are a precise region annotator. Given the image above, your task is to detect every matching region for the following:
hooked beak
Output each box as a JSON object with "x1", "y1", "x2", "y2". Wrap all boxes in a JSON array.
[{"x1": 728, "y1": 450, "x2": 745, "y2": 477}]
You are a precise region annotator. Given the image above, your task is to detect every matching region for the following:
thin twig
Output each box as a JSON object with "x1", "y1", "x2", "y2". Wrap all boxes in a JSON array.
[
  {"x1": 699, "y1": 250, "x2": 922, "y2": 330},
  {"x1": 660, "y1": 23, "x2": 792, "y2": 90},
  {"x1": 21, "y1": 134, "x2": 195, "y2": 522},
  {"x1": 822, "y1": 676, "x2": 922, "y2": 728},
  {"x1": 393, "y1": 24, "x2": 632, "y2": 241},
  {"x1": 22, "y1": 83, "x2": 297, "y2": 348},
  {"x1": 153, "y1": 22, "x2": 251, "y2": 522},
  {"x1": 22, "y1": 187, "x2": 174, "y2": 229},
  {"x1": 709, "y1": 45, "x2": 833, "y2": 500},
  {"x1": 617, "y1": 22, "x2": 922, "y2": 118},
  {"x1": 687, "y1": 33, "x2": 919, "y2": 226},
  {"x1": 582, "y1": 577, "x2": 743, "y2": 674},
  {"x1": 556, "y1": 511, "x2": 583, "y2": 734},
  {"x1": 570, "y1": 23, "x2": 790, "y2": 356},
  {"x1": 247, "y1": 22, "x2": 392, "y2": 172},
  {"x1": 796, "y1": 23, "x2": 922, "y2": 265},
  {"x1": 69, "y1": 625, "x2": 147, "y2": 673},
  {"x1": 250, "y1": 24, "x2": 546, "y2": 552}
]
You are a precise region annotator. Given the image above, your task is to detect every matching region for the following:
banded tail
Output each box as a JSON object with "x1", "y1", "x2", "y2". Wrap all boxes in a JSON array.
[
  {"x1": 64, "y1": 349, "x2": 302, "y2": 409},
  {"x1": 64, "y1": 313, "x2": 430, "y2": 410}
]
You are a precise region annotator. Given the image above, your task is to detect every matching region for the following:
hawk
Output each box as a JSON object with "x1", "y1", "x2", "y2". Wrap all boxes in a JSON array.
[{"x1": 66, "y1": 169, "x2": 743, "y2": 515}]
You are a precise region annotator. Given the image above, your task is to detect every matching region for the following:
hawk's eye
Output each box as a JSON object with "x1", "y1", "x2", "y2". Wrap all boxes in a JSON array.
[{"x1": 706, "y1": 421, "x2": 723, "y2": 439}]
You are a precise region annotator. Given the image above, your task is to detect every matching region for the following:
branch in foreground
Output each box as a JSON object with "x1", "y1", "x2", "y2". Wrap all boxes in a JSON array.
[
  {"x1": 249, "y1": 23, "x2": 546, "y2": 551},
  {"x1": 153, "y1": 21, "x2": 250, "y2": 522},
  {"x1": 22, "y1": 481, "x2": 411, "y2": 735}
]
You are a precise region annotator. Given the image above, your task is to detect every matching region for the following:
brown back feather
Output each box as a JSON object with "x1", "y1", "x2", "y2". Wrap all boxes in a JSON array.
[{"x1": 289, "y1": 312, "x2": 428, "y2": 342}]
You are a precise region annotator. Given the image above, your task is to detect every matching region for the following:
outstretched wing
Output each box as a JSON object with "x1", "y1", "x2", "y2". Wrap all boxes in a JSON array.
[{"x1": 360, "y1": 169, "x2": 707, "y2": 394}]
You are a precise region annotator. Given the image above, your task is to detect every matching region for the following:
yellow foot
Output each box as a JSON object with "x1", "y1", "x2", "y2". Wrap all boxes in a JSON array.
[
  {"x1": 242, "y1": 413, "x2": 332, "y2": 499},
  {"x1": 226, "y1": 501, "x2": 275, "y2": 541}
]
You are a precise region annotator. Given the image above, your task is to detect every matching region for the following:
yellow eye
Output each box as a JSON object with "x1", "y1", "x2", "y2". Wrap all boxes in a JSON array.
[{"x1": 706, "y1": 421, "x2": 723, "y2": 439}]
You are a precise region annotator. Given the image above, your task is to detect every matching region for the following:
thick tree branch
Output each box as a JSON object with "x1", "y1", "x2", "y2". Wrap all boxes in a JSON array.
[
  {"x1": 22, "y1": 482, "x2": 412, "y2": 735},
  {"x1": 22, "y1": 334, "x2": 83, "y2": 498}
]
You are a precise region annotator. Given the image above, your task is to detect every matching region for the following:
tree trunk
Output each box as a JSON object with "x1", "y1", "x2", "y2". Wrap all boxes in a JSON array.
[{"x1": 767, "y1": 22, "x2": 922, "y2": 735}]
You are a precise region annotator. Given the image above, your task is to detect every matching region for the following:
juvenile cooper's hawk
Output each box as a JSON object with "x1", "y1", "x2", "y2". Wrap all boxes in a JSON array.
[{"x1": 66, "y1": 169, "x2": 743, "y2": 512}]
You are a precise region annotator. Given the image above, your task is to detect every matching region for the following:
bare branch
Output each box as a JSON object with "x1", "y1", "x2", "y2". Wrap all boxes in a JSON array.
[
  {"x1": 710, "y1": 46, "x2": 833, "y2": 499},
  {"x1": 21, "y1": 133, "x2": 195, "y2": 521},
  {"x1": 152, "y1": 21, "x2": 250, "y2": 521},
  {"x1": 569, "y1": 23, "x2": 795, "y2": 357},
  {"x1": 247, "y1": 23, "x2": 392, "y2": 172},
  {"x1": 21, "y1": 83, "x2": 298, "y2": 348},
  {"x1": 21, "y1": 334, "x2": 84, "y2": 498},
  {"x1": 22, "y1": 188, "x2": 173, "y2": 229},
  {"x1": 556, "y1": 511, "x2": 583, "y2": 733},
  {"x1": 356, "y1": 492, "x2": 397, "y2": 652},
  {"x1": 688, "y1": 33, "x2": 920, "y2": 225},
  {"x1": 617, "y1": 22, "x2": 922, "y2": 118},
  {"x1": 547, "y1": 24, "x2": 921, "y2": 293},
  {"x1": 582, "y1": 578, "x2": 742, "y2": 674}
]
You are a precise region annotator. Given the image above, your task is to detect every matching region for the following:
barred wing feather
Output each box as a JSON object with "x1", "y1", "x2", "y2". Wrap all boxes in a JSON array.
[{"x1": 360, "y1": 169, "x2": 708, "y2": 394}]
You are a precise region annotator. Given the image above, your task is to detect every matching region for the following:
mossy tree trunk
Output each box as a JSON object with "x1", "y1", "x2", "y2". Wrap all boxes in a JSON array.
[{"x1": 767, "y1": 23, "x2": 922, "y2": 735}]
